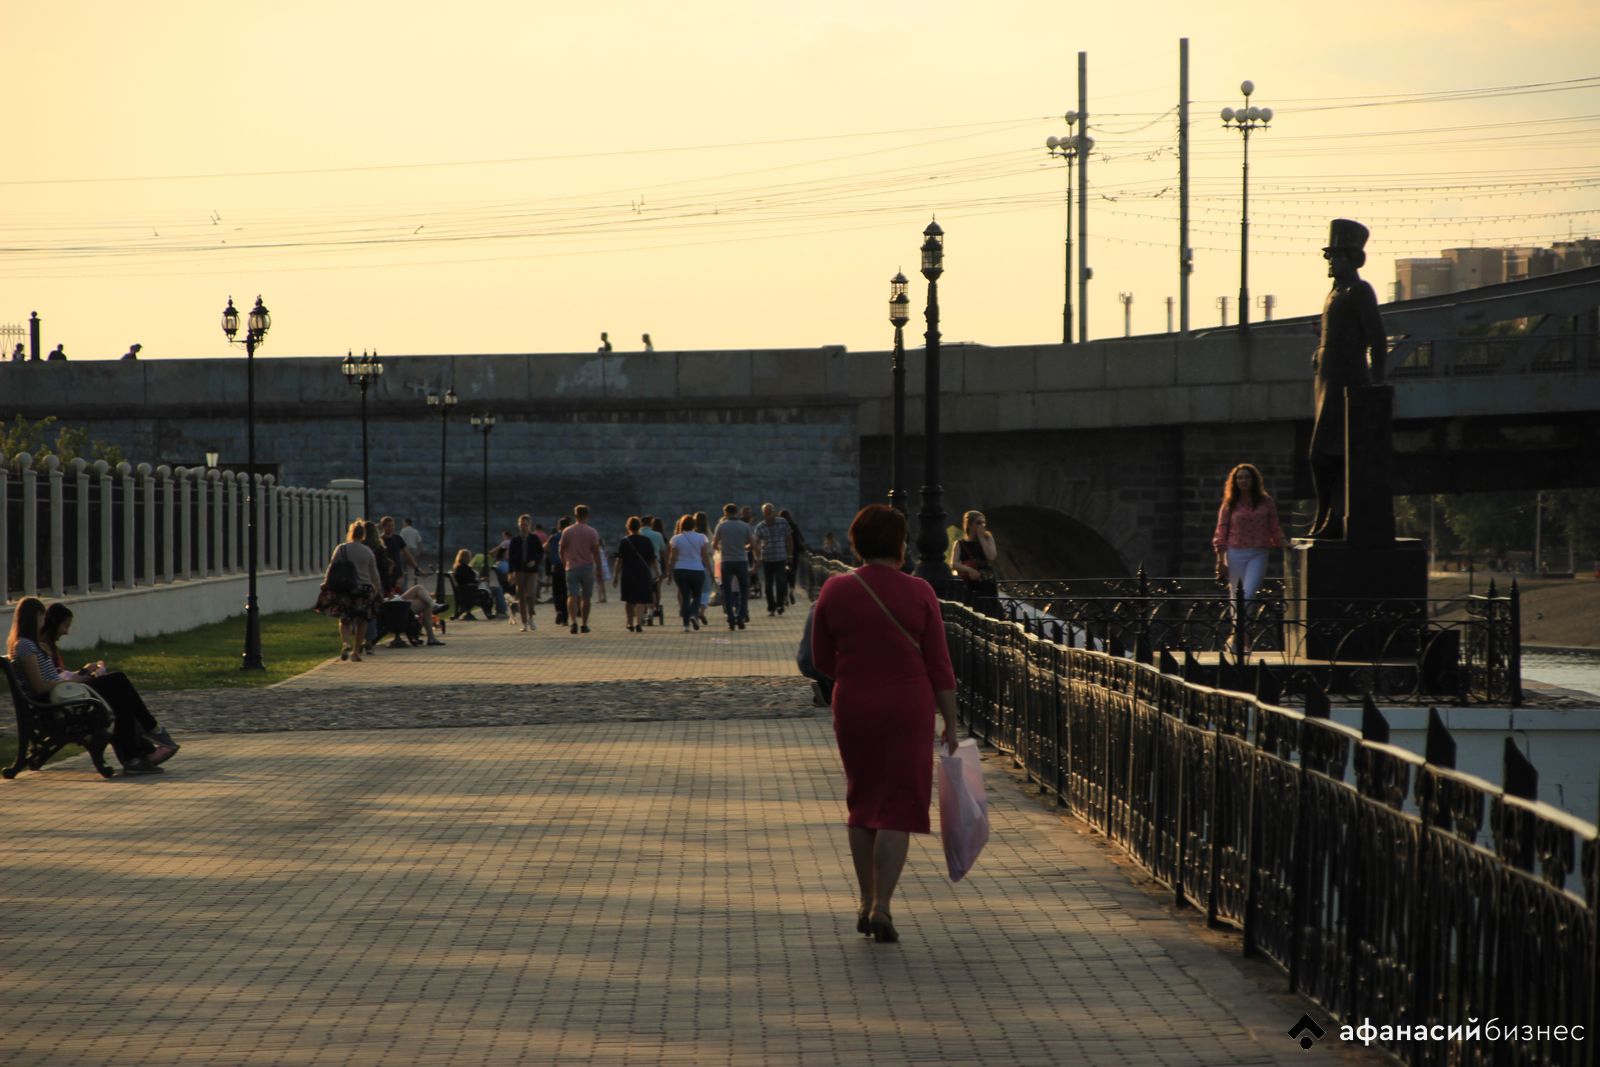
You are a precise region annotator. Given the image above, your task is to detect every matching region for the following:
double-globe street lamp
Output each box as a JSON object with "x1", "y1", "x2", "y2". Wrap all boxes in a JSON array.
[
  {"x1": 426, "y1": 387, "x2": 458, "y2": 601},
  {"x1": 912, "y1": 219, "x2": 949, "y2": 586},
  {"x1": 469, "y1": 413, "x2": 497, "y2": 569},
  {"x1": 1221, "y1": 81, "x2": 1272, "y2": 334},
  {"x1": 340, "y1": 349, "x2": 383, "y2": 519},
  {"x1": 220, "y1": 295, "x2": 270, "y2": 671},
  {"x1": 887, "y1": 272, "x2": 910, "y2": 515},
  {"x1": 1044, "y1": 114, "x2": 1093, "y2": 345}
]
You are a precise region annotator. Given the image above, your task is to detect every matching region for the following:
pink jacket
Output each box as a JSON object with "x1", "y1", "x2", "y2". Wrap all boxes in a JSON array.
[{"x1": 1213, "y1": 498, "x2": 1284, "y2": 551}]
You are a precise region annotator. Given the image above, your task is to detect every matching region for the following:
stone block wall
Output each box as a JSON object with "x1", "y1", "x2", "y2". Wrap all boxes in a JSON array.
[{"x1": 66, "y1": 407, "x2": 862, "y2": 561}]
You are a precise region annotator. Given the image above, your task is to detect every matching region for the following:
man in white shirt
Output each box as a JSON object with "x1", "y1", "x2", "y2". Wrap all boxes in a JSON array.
[{"x1": 399, "y1": 518, "x2": 424, "y2": 586}]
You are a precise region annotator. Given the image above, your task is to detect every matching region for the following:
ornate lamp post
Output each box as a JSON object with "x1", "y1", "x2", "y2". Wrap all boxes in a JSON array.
[
  {"x1": 220, "y1": 295, "x2": 270, "y2": 671},
  {"x1": 340, "y1": 349, "x2": 383, "y2": 519},
  {"x1": 1045, "y1": 115, "x2": 1092, "y2": 345},
  {"x1": 887, "y1": 272, "x2": 910, "y2": 514},
  {"x1": 426, "y1": 386, "x2": 458, "y2": 600},
  {"x1": 913, "y1": 220, "x2": 948, "y2": 585},
  {"x1": 1221, "y1": 81, "x2": 1272, "y2": 334},
  {"x1": 470, "y1": 413, "x2": 497, "y2": 568}
]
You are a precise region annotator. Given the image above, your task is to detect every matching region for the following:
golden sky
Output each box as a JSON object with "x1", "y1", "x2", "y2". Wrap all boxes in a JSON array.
[{"x1": 4, "y1": 0, "x2": 1598, "y2": 361}]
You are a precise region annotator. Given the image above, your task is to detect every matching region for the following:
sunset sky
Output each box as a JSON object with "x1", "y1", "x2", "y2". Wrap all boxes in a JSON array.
[{"x1": 4, "y1": 1, "x2": 1598, "y2": 361}]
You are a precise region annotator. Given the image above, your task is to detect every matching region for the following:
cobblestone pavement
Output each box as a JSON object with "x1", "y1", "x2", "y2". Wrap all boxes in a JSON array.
[{"x1": 4, "y1": 598, "x2": 1379, "y2": 1065}]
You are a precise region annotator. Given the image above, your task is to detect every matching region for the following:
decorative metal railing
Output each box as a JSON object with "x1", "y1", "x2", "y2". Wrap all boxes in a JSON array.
[
  {"x1": 978, "y1": 573, "x2": 1520, "y2": 707},
  {"x1": 942, "y1": 597, "x2": 1596, "y2": 1066}
]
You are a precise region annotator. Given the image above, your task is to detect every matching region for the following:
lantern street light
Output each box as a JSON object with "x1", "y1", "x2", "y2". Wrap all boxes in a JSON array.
[
  {"x1": 469, "y1": 413, "x2": 497, "y2": 571},
  {"x1": 1221, "y1": 81, "x2": 1273, "y2": 334},
  {"x1": 426, "y1": 386, "x2": 458, "y2": 601},
  {"x1": 913, "y1": 220, "x2": 949, "y2": 585},
  {"x1": 887, "y1": 272, "x2": 911, "y2": 515},
  {"x1": 340, "y1": 349, "x2": 383, "y2": 519},
  {"x1": 220, "y1": 295, "x2": 271, "y2": 671},
  {"x1": 1045, "y1": 113, "x2": 1093, "y2": 345}
]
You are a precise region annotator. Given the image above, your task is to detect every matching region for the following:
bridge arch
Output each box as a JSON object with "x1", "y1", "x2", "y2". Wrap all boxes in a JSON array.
[{"x1": 983, "y1": 504, "x2": 1128, "y2": 580}]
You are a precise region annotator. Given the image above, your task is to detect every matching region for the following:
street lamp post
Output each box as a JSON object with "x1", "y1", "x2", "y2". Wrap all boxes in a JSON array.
[
  {"x1": 888, "y1": 272, "x2": 910, "y2": 514},
  {"x1": 913, "y1": 220, "x2": 948, "y2": 585},
  {"x1": 1045, "y1": 115, "x2": 1092, "y2": 345},
  {"x1": 340, "y1": 349, "x2": 383, "y2": 519},
  {"x1": 426, "y1": 386, "x2": 458, "y2": 601},
  {"x1": 470, "y1": 413, "x2": 497, "y2": 568},
  {"x1": 220, "y1": 295, "x2": 270, "y2": 671},
  {"x1": 1119, "y1": 292, "x2": 1134, "y2": 337},
  {"x1": 1221, "y1": 81, "x2": 1272, "y2": 335}
]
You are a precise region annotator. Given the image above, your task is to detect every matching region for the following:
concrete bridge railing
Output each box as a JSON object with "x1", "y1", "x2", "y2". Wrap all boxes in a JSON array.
[{"x1": 1, "y1": 451, "x2": 349, "y2": 646}]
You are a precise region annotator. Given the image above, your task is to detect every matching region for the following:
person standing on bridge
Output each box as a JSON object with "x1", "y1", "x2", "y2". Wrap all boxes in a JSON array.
[
  {"x1": 1212, "y1": 463, "x2": 1284, "y2": 655},
  {"x1": 811, "y1": 504, "x2": 960, "y2": 944}
]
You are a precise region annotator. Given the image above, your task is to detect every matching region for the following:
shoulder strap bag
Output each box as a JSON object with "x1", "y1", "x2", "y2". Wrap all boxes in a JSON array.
[
  {"x1": 326, "y1": 543, "x2": 359, "y2": 594},
  {"x1": 849, "y1": 570, "x2": 921, "y2": 654}
]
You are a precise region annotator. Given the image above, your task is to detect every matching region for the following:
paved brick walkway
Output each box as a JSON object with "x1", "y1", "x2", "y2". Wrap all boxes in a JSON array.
[{"x1": 2, "y1": 600, "x2": 1371, "y2": 1065}]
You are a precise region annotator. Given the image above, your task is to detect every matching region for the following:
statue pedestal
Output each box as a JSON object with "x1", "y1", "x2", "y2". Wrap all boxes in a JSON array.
[{"x1": 1290, "y1": 537, "x2": 1428, "y2": 659}]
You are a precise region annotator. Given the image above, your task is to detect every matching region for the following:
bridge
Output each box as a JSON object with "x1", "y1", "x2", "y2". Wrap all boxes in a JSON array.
[{"x1": 5, "y1": 266, "x2": 1596, "y2": 577}]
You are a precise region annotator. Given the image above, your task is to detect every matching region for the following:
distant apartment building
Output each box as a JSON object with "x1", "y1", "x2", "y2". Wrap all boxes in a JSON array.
[{"x1": 1394, "y1": 237, "x2": 1598, "y2": 299}]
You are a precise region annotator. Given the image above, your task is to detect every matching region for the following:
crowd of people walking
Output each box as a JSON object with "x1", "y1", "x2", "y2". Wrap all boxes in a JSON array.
[{"x1": 312, "y1": 501, "x2": 815, "y2": 656}]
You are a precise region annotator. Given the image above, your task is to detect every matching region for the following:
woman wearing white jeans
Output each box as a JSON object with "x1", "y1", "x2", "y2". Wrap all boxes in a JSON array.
[{"x1": 1212, "y1": 463, "x2": 1285, "y2": 655}]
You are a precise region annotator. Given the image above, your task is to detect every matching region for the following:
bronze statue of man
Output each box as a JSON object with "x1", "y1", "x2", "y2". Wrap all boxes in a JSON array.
[{"x1": 1309, "y1": 218, "x2": 1387, "y2": 539}]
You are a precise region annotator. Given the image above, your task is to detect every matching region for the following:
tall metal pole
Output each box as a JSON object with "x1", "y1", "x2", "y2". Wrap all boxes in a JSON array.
[
  {"x1": 889, "y1": 273, "x2": 910, "y2": 515},
  {"x1": 242, "y1": 333, "x2": 263, "y2": 670},
  {"x1": 890, "y1": 324, "x2": 907, "y2": 513},
  {"x1": 1077, "y1": 52, "x2": 1090, "y2": 344},
  {"x1": 1179, "y1": 38, "x2": 1191, "y2": 342},
  {"x1": 481, "y1": 422, "x2": 493, "y2": 568},
  {"x1": 1239, "y1": 121, "x2": 1251, "y2": 334},
  {"x1": 1063, "y1": 151, "x2": 1074, "y2": 345},
  {"x1": 433, "y1": 398, "x2": 450, "y2": 602},
  {"x1": 914, "y1": 221, "x2": 947, "y2": 583},
  {"x1": 359, "y1": 379, "x2": 371, "y2": 519}
]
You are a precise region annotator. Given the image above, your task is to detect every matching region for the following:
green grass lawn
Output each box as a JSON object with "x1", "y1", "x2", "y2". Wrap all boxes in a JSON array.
[
  {"x1": 3, "y1": 609, "x2": 338, "y2": 772},
  {"x1": 66, "y1": 608, "x2": 338, "y2": 692}
]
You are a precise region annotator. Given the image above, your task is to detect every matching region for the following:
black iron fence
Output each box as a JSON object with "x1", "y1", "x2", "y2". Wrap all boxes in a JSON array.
[
  {"x1": 800, "y1": 554, "x2": 1594, "y2": 1063},
  {"x1": 969, "y1": 573, "x2": 1521, "y2": 707},
  {"x1": 945, "y1": 599, "x2": 1595, "y2": 1065}
]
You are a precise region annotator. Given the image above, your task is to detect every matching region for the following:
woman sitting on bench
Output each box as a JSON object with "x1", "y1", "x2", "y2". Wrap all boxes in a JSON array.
[
  {"x1": 6, "y1": 597, "x2": 177, "y2": 776},
  {"x1": 450, "y1": 549, "x2": 493, "y2": 620}
]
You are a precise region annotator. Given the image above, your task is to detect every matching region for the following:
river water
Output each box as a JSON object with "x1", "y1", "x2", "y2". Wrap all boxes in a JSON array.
[{"x1": 1522, "y1": 648, "x2": 1600, "y2": 700}]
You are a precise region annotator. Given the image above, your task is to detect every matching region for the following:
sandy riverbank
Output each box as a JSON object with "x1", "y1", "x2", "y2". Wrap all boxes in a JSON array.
[{"x1": 1430, "y1": 574, "x2": 1599, "y2": 649}]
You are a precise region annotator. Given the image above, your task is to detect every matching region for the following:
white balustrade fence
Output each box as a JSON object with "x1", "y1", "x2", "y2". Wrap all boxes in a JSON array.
[{"x1": 2, "y1": 451, "x2": 351, "y2": 646}]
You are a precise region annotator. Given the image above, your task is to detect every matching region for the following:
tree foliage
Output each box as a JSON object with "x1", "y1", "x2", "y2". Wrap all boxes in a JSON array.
[{"x1": 0, "y1": 415, "x2": 125, "y2": 466}]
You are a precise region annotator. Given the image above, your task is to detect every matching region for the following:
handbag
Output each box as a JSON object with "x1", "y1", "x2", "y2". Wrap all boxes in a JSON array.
[
  {"x1": 50, "y1": 681, "x2": 112, "y2": 714},
  {"x1": 938, "y1": 738, "x2": 990, "y2": 882},
  {"x1": 326, "y1": 544, "x2": 359, "y2": 594}
]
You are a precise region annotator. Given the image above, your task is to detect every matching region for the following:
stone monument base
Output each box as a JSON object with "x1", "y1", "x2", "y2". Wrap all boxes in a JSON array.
[{"x1": 1290, "y1": 537, "x2": 1428, "y2": 660}]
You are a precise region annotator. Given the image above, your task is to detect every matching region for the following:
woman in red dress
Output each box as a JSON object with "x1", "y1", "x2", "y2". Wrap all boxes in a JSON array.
[{"x1": 811, "y1": 504, "x2": 959, "y2": 944}]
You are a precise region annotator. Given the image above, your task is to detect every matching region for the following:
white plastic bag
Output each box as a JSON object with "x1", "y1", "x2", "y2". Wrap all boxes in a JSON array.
[{"x1": 937, "y1": 738, "x2": 989, "y2": 882}]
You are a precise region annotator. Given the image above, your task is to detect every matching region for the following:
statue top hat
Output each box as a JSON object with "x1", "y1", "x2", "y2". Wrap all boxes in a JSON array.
[{"x1": 1323, "y1": 218, "x2": 1369, "y2": 253}]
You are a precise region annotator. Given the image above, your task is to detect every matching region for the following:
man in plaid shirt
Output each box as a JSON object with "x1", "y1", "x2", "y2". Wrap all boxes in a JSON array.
[{"x1": 753, "y1": 502, "x2": 795, "y2": 617}]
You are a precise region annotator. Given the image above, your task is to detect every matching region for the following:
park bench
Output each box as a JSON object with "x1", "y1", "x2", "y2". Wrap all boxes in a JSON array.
[
  {"x1": 445, "y1": 574, "x2": 495, "y2": 620},
  {"x1": 1, "y1": 656, "x2": 116, "y2": 780}
]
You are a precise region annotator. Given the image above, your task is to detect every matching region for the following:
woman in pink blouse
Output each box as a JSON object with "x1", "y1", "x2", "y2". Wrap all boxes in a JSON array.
[{"x1": 1212, "y1": 464, "x2": 1284, "y2": 651}]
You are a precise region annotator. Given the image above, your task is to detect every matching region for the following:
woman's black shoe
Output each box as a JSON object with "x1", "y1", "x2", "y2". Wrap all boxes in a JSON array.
[
  {"x1": 856, "y1": 905, "x2": 872, "y2": 937},
  {"x1": 869, "y1": 910, "x2": 898, "y2": 944}
]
